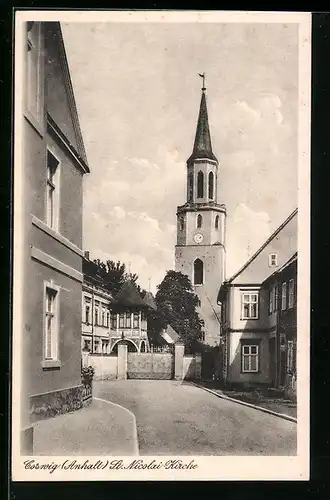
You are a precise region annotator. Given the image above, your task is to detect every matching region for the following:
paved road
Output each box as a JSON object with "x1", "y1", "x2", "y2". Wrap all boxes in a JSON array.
[{"x1": 94, "y1": 380, "x2": 296, "y2": 456}]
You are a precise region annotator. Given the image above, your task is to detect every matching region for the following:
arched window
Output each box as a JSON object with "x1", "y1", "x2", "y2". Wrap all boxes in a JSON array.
[
  {"x1": 197, "y1": 171, "x2": 204, "y2": 198},
  {"x1": 208, "y1": 171, "x2": 214, "y2": 199},
  {"x1": 215, "y1": 215, "x2": 219, "y2": 230},
  {"x1": 197, "y1": 214, "x2": 203, "y2": 228},
  {"x1": 193, "y1": 258, "x2": 204, "y2": 285},
  {"x1": 188, "y1": 173, "x2": 194, "y2": 201},
  {"x1": 179, "y1": 217, "x2": 184, "y2": 231},
  {"x1": 140, "y1": 341, "x2": 146, "y2": 353}
]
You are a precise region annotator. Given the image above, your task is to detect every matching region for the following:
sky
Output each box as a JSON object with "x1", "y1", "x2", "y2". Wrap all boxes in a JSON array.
[{"x1": 62, "y1": 21, "x2": 298, "y2": 294}]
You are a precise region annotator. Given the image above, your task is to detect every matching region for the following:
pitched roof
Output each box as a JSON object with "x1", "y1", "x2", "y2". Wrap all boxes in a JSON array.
[
  {"x1": 262, "y1": 252, "x2": 298, "y2": 285},
  {"x1": 188, "y1": 90, "x2": 218, "y2": 163},
  {"x1": 114, "y1": 280, "x2": 147, "y2": 308},
  {"x1": 226, "y1": 208, "x2": 298, "y2": 284},
  {"x1": 143, "y1": 291, "x2": 157, "y2": 311},
  {"x1": 47, "y1": 22, "x2": 90, "y2": 172}
]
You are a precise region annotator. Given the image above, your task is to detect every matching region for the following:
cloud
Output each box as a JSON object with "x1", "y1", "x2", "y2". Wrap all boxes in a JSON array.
[{"x1": 226, "y1": 203, "x2": 271, "y2": 278}]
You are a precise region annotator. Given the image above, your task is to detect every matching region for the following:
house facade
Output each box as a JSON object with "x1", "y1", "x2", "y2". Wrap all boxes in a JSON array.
[
  {"x1": 81, "y1": 255, "x2": 112, "y2": 354},
  {"x1": 262, "y1": 253, "x2": 297, "y2": 393},
  {"x1": 110, "y1": 281, "x2": 152, "y2": 354},
  {"x1": 81, "y1": 257, "x2": 152, "y2": 354},
  {"x1": 218, "y1": 209, "x2": 297, "y2": 390},
  {"x1": 20, "y1": 22, "x2": 90, "y2": 453}
]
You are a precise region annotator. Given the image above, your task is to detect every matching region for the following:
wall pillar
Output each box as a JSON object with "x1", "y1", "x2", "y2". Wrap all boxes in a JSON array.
[
  {"x1": 195, "y1": 353, "x2": 202, "y2": 380},
  {"x1": 174, "y1": 343, "x2": 185, "y2": 380},
  {"x1": 117, "y1": 344, "x2": 128, "y2": 380}
]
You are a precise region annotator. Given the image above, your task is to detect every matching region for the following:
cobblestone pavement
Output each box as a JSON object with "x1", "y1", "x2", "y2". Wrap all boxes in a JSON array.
[{"x1": 94, "y1": 380, "x2": 297, "y2": 456}]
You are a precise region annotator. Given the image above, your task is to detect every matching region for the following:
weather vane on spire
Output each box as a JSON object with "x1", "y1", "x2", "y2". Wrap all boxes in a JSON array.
[{"x1": 198, "y1": 72, "x2": 206, "y2": 91}]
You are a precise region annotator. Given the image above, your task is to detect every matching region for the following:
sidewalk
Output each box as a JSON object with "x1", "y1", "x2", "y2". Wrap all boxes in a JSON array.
[
  {"x1": 33, "y1": 398, "x2": 139, "y2": 456},
  {"x1": 195, "y1": 381, "x2": 297, "y2": 420}
]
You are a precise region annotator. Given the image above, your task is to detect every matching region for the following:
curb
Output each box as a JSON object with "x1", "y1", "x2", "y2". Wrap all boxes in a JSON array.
[
  {"x1": 191, "y1": 383, "x2": 297, "y2": 423},
  {"x1": 94, "y1": 397, "x2": 140, "y2": 454}
]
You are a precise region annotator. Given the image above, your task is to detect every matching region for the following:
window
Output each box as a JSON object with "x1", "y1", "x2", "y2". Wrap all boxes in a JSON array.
[
  {"x1": 84, "y1": 301, "x2": 90, "y2": 324},
  {"x1": 101, "y1": 308, "x2": 106, "y2": 326},
  {"x1": 125, "y1": 312, "x2": 132, "y2": 328},
  {"x1": 46, "y1": 150, "x2": 60, "y2": 230},
  {"x1": 215, "y1": 215, "x2": 219, "y2": 230},
  {"x1": 287, "y1": 340, "x2": 296, "y2": 374},
  {"x1": 241, "y1": 344, "x2": 259, "y2": 373},
  {"x1": 274, "y1": 285, "x2": 278, "y2": 311},
  {"x1": 94, "y1": 304, "x2": 99, "y2": 325},
  {"x1": 281, "y1": 282, "x2": 287, "y2": 310},
  {"x1": 119, "y1": 313, "x2": 125, "y2": 328},
  {"x1": 241, "y1": 292, "x2": 259, "y2": 319},
  {"x1": 106, "y1": 311, "x2": 110, "y2": 328},
  {"x1": 102, "y1": 340, "x2": 109, "y2": 354},
  {"x1": 94, "y1": 340, "x2": 99, "y2": 353},
  {"x1": 269, "y1": 253, "x2": 278, "y2": 267},
  {"x1": 193, "y1": 258, "x2": 204, "y2": 285},
  {"x1": 288, "y1": 279, "x2": 295, "y2": 309},
  {"x1": 188, "y1": 173, "x2": 194, "y2": 201},
  {"x1": 133, "y1": 313, "x2": 139, "y2": 329},
  {"x1": 44, "y1": 285, "x2": 59, "y2": 361},
  {"x1": 83, "y1": 339, "x2": 91, "y2": 352},
  {"x1": 197, "y1": 171, "x2": 204, "y2": 198},
  {"x1": 268, "y1": 286, "x2": 277, "y2": 315},
  {"x1": 111, "y1": 313, "x2": 117, "y2": 329},
  {"x1": 196, "y1": 214, "x2": 203, "y2": 228},
  {"x1": 208, "y1": 171, "x2": 214, "y2": 199},
  {"x1": 269, "y1": 289, "x2": 273, "y2": 315},
  {"x1": 179, "y1": 217, "x2": 184, "y2": 231},
  {"x1": 26, "y1": 22, "x2": 43, "y2": 123}
]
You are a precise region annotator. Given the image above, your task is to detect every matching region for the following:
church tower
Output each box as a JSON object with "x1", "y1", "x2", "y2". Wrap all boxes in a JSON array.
[{"x1": 175, "y1": 78, "x2": 226, "y2": 346}]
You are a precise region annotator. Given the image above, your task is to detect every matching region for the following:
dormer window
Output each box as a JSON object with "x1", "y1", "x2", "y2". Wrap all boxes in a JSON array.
[{"x1": 269, "y1": 253, "x2": 278, "y2": 267}]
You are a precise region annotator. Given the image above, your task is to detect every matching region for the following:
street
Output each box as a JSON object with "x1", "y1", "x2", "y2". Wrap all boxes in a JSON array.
[{"x1": 94, "y1": 380, "x2": 296, "y2": 456}]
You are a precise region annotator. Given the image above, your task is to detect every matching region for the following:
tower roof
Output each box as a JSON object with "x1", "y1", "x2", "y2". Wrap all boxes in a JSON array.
[
  {"x1": 143, "y1": 291, "x2": 157, "y2": 311},
  {"x1": 114, "y1": 280, "x2": 147, "y2": 308},
  {"x1": 188, "y1": 90, "x2": 217, "y2": 163}
]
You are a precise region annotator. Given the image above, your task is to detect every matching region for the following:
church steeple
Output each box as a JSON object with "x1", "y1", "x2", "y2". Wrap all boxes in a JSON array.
[{"x1": 188, "y1": 82, "x2": 217, "y2": 163}]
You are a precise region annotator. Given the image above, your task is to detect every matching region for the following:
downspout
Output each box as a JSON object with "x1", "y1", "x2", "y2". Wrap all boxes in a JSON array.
[
  {"x1": 91, "y1": 284, "x2": 95, "y2": 353},
  {"x1": 275, "y1": 284, "x2": 280, "y2": 388}
]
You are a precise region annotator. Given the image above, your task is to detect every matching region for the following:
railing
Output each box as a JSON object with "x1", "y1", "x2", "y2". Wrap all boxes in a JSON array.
[
  {"x1": 82, "y1": 384, "x2": 92, "y2": 404},
  {"x1": 150, "y1": 344, "x2": 174, "y2": 353}
]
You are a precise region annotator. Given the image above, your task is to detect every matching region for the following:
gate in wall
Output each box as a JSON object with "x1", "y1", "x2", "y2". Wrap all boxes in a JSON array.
[{"x1": 127, "y1": 350, "x2": 175, "y2": 380}]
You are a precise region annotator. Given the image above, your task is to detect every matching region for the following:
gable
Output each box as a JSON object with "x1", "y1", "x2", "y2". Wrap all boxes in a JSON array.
[
  {"x1": 230, "y1": 210, "x2": 297, "y2": 285},
  {"x1": 45, "y1": 23, "x2": 88, "y2": 165}
]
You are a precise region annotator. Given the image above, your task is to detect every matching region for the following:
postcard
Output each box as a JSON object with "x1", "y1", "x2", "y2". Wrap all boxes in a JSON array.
[{"x1": 12, "y1": 9, "x2": 310, "y2": 481}]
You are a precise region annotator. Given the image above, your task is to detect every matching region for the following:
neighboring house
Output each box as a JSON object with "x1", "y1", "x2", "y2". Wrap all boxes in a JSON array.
[
  {"x1": 262, "y1": 253, "x2": 297, "y2": 393},
  {"x1": 109, "y1": 281, "x2": 154, "y2": 353},
  {"x1": 218, "y1": 209, "x2": 297, "y2": 390},
  {"x1": 81, "y1": 254, "x2": 112, "y2": 354},
  {"x1": 20, "y1": 22, "x2": 90, "y2": 452}
]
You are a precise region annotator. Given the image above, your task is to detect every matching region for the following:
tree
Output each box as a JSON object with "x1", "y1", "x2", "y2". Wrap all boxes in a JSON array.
[
  {"x1": 153, "y1": 270, "x2": 204, "y2": 353},
  {"x1": 92, "y1": 259, "x2": 140, "y2": 296}
]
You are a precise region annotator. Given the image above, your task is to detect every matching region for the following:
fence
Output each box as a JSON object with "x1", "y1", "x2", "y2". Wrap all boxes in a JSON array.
[{"x1": 83, "y1": 343, "x2": 201, "y2": 381}]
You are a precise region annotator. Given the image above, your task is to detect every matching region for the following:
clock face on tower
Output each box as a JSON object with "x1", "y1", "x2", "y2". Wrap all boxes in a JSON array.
[{"x1": 194, "y1": 233, "x2": 204, "y2": 244}]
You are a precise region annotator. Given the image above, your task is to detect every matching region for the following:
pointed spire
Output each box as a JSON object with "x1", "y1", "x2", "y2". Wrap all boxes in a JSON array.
[{"x1": 188, "y1": 81, "x2": 217, "y2": 163}]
